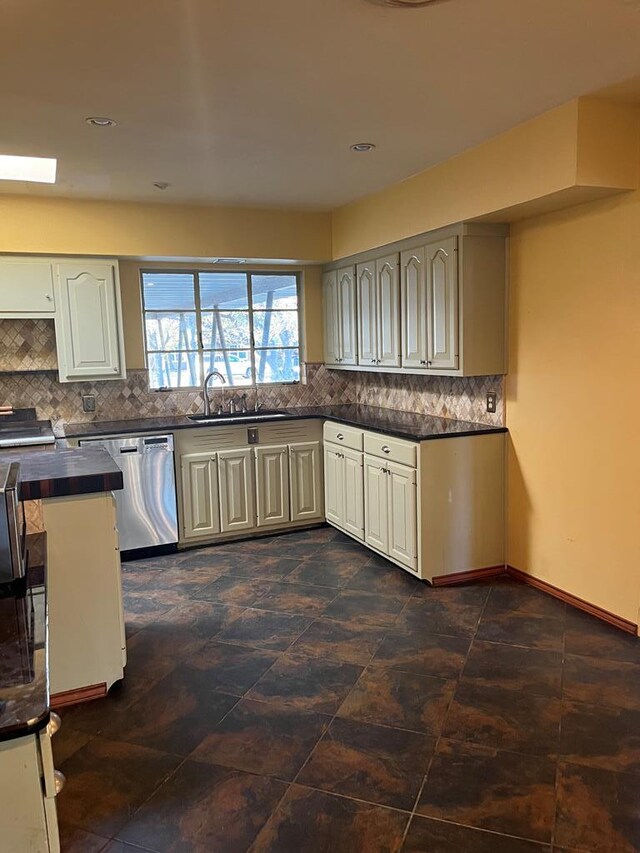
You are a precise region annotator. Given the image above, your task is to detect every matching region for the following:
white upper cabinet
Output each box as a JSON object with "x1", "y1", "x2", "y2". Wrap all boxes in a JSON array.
[
  {"x1": 401, "y1": 247, "x2": 427, "y2": 368},
  {"x1": 357, "y1": 255, "x2": 401, "y2": 368},
  {"x1": 323, "y1": 270, "x2": 340, "y2": 365},
  {"x1": 376, "y1": 255, "x2": 401, "y2": 367},
  {"x1": 425, "y1": 236, "x2": 459, "y2": 370},
  {"x1": 357, "y1": 261, "x2": 377, "y2": 366},
  {"x1": 54, "y1": 261, "x2": 126, "y2": 382},
  {"x1": 0, "y1": 259, "x2": 56, "y2": 315},
  {"x1": 323, "y1": 266, "x2": 357, "y2": 366},
  {"x1": 326, "y1": 223, "x2": 507, "y2": 377},
  {"x1": 337, "y1": 267, "x2": 358, "y2": 365}
]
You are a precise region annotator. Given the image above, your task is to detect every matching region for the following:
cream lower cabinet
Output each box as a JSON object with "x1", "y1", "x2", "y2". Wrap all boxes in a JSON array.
[
  {"x1": 364, "y1": 455, "x2": 418, "y2": 572},
  {"x1": 289, "y1": 441, "x2": 323, "y2": 522},
  {"x1": 181, "y1": 453, "x2": 220, "y2": 539},
  {"x1": 255, "y1": 445, "x2": 289, "y2": 528},
  {"x1": 324, "y1": 421, "x2": 505, "y2": 583},
  {"x1": 176, "y1": 420, "x2": 324, "y2": 544},
  {"x1": 0, "y1": 723, "x2": 63, "y2": 853},
  {"x1": 324, "y1": 443, "x2": 364, "y2": 540},
  {"x1": 218, "y1": 448, "x2": 256, "y2": 533}
]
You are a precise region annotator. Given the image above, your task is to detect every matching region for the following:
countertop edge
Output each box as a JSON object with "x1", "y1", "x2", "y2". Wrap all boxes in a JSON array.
[{"x1": 63, "y1": 409, "x2": 507, "y2": 443}]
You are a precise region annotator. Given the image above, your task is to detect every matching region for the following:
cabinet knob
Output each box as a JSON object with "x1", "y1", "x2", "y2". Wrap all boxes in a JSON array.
[
  {"x1": 45, "y1": 293, "x2": 53, "y2": 301},
  {"x1": 336, "y1": 433, "x2": 344, "y2": 440},
  {"x1": 381, "y1": 445, "x2": 391, "y2": 454},
  {"x1": 54, "y1": 769, "x2": 66, "y2": 795},
  {"x1": 113, "y1": 366, "x2": 119, "y2": 372},
  {"x1": 371, "y1": 359, "x2": 376, "y2": 364},
  {"x1": 47, "y1": 712, "x2": 62, "y2": 736}
]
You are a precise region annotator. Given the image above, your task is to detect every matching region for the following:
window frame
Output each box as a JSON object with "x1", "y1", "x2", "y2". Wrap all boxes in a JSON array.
[{"x1": 140, "y1": 268, "x2": 302, "y2": 390}]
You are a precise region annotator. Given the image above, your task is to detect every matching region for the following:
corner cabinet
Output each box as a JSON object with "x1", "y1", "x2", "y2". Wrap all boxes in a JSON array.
[
  {"x1": 175, "y1": 420, "x2": 324, "y2": 545},
  {"x1": 54, "y1": 261, "x2": 126, "y2": 382},
  {"x1": 323, "y1": 421, "x2": 505, "y2": 582},
  {"x1": 324, "y1": 222, "x2": 507, "y2": 377},
  {"x1": 323, "y1": 266, "x2": 357, "y2": 366}
]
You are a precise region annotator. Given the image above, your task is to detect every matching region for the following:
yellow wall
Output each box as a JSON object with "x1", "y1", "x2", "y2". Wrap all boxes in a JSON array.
[
  {"x1": 507, "y1": 191, "x2": 640, "y2": 624},
  {"x1": 119, "y1": 260, "x2": 324, "y2": 369},
  {"x1": 0, "y1": 195, "x2": 332, "y2": 262},
  {"x1": 332, "y1": 98, "x2": 639, "y2": 259}
]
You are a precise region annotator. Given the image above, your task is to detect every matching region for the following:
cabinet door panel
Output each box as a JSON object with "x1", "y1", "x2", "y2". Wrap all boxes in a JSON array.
[
  {"x1": 426, "y1": 237, "x2": 459, "y2": 370},
  {"x1": 387, "y1": 460, "x2": 418, "y2": 571},
  {"x1": 343, "y1": 447, "x2": 364, "y2": 540},
  {"x1": 0, "y1": 260, "x2": 55, "y2": 314},
  {"x1": 377, "y1": 255, "x2": 401, "y2": 367},
  {"x1": 323, "y1": 270, "x2": 340, "y2": 365},
  {"x1": 338, "y1": 267, "x2": 358, "y2": 365},
  {"x1": 55, "y1": 262, "x2": 123, "y2": 379},
  {"x1": 218, "y1": 448, "x2": 255, "y2": 532},
  {"x1": 401, "y1": 247, "x2": 427, "y2": 368},
  {"x1": 289, "y1": 441, "x2": 323, "y2": 522},
  {"x1": 181, "y1": 453, "x2": 220, "y2": 540},
  {"x1": 255, "y1": 445, "x2": 290, "y2": 528},
  {"x1": 357, "y1": 261, "x2": 378, "y2": 366},
  {"x1": 324, "y1": 446, "x2": 344, "y2": 527},
  {"x1": 364, "y1": 454, "x2": 388, "y2": 553}
]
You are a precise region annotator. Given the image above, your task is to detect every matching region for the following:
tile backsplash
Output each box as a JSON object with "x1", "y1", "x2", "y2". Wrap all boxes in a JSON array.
[
  {"x1": 0, "y1": 363, "x2": 503, "y2": 433},
  {"x1": 0, "y1": 319, "x2": 58, "y2": 371},
  {"x1": 0, "y1": 320, "x2": 503, "y2": 430}
]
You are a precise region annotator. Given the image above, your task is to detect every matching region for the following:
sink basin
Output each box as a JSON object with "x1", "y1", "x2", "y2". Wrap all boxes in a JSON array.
[{"x1": 188, "y1": 410, "x2": 287, "y2": 423}]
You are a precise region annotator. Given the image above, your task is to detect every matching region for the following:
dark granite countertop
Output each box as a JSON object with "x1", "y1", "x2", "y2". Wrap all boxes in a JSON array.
[
  {"x1": 64, "y1": 404, "x2": 506, "y2": 443},
  {"x1": 0, "y1": 446, "x2": 124, "y2": 500},
  {"x1": 0, "y1": 535, "x2": 49, "y2": 742}
]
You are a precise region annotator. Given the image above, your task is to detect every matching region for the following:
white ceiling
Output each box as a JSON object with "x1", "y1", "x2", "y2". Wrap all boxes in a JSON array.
[{"x1": 2, "y1": 0, "x2": 640, "y2": 210}]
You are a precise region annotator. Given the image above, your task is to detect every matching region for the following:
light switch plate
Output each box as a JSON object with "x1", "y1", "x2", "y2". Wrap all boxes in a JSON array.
[{"x1": 82, "y1": 395, "x2": 96, "y2": 413}]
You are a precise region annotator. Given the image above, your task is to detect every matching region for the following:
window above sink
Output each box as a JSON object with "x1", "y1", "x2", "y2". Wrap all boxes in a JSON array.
[{"x1": 140, "y1": 270, "x2": 301, "y2": 390}]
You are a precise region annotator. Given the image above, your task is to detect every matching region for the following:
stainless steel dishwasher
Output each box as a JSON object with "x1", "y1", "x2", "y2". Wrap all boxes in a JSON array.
[{"x1": 79, "y1": 434, "x2": 178, "y2": 552}]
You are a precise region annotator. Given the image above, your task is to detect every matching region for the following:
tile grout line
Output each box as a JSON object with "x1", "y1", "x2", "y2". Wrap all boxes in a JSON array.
[{"x1": 402, "y1": 583, "x2": 493, "y2": 846}]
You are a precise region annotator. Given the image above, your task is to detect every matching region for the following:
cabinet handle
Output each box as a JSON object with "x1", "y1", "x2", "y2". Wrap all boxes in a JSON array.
[
  {"x1": 371, "y1": 358, "x2": 376, "y2": 364},
  {"x1": 381, "y1": 445, "x2": 391, "y2": 454}
]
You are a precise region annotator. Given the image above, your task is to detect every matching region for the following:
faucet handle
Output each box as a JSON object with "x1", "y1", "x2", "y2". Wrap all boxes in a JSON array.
[{"x1": 240, "y1": 393, "x2": 248, "y2": 413}]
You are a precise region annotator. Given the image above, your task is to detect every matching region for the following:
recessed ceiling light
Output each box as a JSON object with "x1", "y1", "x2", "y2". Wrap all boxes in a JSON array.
[
  {"x1": 365, "y1": 0, "x2": 444, "y2": 6},
  {"x1": 85, "y1": 116, "x2": 117, "y2": 127},
  {"x1": 0, "y1": 155, "x2": 57, "y2": 183},
  {"x1": 153, "y1": 182, "x2": 170, "y2": 190},
  {"x1": 350, "y1": 143, "x2": 376, "y2": 153}
]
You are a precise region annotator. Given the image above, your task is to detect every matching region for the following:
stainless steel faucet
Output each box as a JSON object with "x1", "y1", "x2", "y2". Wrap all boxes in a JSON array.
[{"x1": 202, "y1": 370, "x2": 226, "y2": 416}]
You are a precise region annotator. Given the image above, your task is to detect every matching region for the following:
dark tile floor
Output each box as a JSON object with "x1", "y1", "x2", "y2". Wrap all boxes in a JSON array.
[{"x1": 55, "y1": 526, "x2": 640, "y2": 853}]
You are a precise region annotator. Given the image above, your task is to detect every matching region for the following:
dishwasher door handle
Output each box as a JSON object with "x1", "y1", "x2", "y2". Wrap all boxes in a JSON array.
[{"x1": 119, "y1": 447, "x2": 139, "y2": 454}]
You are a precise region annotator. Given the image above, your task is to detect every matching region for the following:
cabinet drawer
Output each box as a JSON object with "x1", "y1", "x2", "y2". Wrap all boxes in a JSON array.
[
  {"x1": 324, "y1": 421, "x2": 363, "y2": 451},
  {"x1": 364, "y1": 432, "x2": 417, "y2": 467}
]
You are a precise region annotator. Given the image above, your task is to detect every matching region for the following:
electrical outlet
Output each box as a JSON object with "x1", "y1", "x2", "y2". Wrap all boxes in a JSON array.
[
  {"x1": 486, "y1": 392, "x2": 497, "y2": 414},
  {"x1": 82, "y1": 395, "x2": 96, "y2": 413}
]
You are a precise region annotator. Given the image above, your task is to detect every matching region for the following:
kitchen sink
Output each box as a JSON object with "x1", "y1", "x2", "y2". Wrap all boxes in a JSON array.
[{"x1": 187, "y1": 410, "x2": 288, "y2": 423}]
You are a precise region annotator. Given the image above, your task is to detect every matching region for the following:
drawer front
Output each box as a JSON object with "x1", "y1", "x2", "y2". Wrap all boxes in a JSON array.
[
  {"x1": 324, "y1": 421, "x2": 363, "y2": 451},
  {"x1": 364, "y1": 431, "x2": 417, "y2": 467}
]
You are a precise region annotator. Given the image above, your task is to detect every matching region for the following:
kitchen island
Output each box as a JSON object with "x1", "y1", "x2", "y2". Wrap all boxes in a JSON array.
[
  {"x1": 0, "y1": 445, "x2": 126, "y2": 707},
  {"x1": 0, "y1": 537, "x2": 63, "y2": 853}
]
